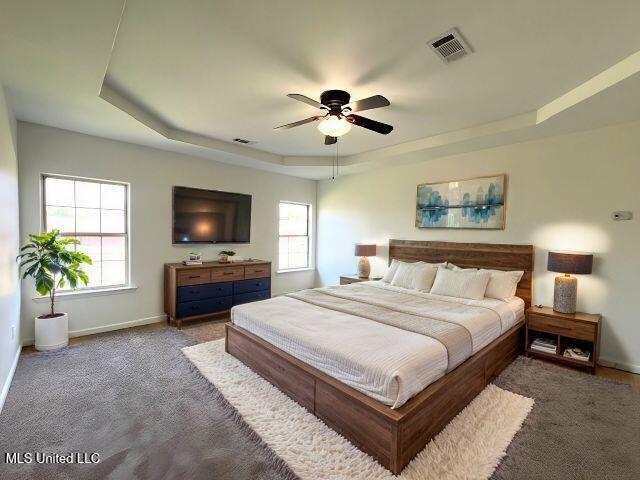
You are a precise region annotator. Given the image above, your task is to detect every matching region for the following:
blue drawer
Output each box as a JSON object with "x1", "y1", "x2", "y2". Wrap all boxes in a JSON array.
[
  {"x1": 233, "y1": 290, "x2": 270, "y2": 306},
  {"x1": 234, "y1": 278, "x2": 271, "y2": 295},
  {"x1": 177, "y1": 282, "x2": 233, "y2": 303},
  {"x1": 176, "y1": 296, "x2": 232, "y2": 318}
]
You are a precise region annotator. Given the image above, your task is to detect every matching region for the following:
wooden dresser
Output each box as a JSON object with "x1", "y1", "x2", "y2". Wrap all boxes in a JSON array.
[{"x1": 164, "y1": 260, "x2": 271, "y2": 328}]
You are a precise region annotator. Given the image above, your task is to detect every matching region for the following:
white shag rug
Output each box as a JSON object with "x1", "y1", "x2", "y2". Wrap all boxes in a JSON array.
[{"x1": 183, "y1": 340, "x2": 533, "y2": 480}]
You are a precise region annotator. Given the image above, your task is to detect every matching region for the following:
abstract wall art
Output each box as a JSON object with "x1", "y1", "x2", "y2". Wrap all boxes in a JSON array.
[{"x1": 416, "y1": 174, "x2": 506, "y2": 229}]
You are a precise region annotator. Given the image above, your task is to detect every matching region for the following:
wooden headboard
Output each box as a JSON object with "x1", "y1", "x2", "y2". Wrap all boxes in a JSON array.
[{"x1": 388, "y1": 240, "x2": 534, "y2": 308}]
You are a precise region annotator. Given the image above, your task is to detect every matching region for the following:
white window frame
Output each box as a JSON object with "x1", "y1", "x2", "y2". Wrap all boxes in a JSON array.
[
  {"x1": 278, "y1": 201, "x2": 312, "y2": 273},
  {"x1": 41, "y1": 173, "x2": 131, "y2": 292}
]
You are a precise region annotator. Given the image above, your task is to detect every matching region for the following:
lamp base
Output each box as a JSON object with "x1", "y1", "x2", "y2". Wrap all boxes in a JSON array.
[
  {"x1": 553, "y1": 274, "x2": 577, "y2": 314},
  {"x1": 357, "y1": 257, "x2": 371, "y2": 278}
]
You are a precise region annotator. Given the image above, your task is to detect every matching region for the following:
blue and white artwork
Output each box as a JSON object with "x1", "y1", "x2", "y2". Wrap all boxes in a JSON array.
[{"x1": 416, "y1": 175, "x2": 506, "y2": 229}]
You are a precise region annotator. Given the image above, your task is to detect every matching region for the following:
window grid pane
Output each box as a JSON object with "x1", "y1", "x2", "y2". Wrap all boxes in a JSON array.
[
  {"x1": 279, "y1": 203, "x2": 308, "y2": 236},
  {"x1": 278, "y1": 201, "x2": 310, "y2": 270},
  {"x1": 45, "y1": 206, "x2": 75, "y2": 232},
  {"x1": 75, "y1": 181, "x2": 100, "y2": 208},
  {"x1": 76, "y1": 207, "x2": 100, "y2": 232},
  {"x1": 44, "y1": 175, "x2": 128, "y2": 290}
]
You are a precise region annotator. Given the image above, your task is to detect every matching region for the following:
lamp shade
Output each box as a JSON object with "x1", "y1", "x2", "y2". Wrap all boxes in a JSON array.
[
  {"x1": 355, "y1": 244, "x2": 376, "y2": 257},
  {"x1": 547, "y1": 251, "x2": 593, "y2": 275}
]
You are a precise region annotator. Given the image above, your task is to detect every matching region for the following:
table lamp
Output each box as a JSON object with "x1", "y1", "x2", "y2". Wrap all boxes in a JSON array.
[
  {"x1": 547, "y1": 251, "x2": 593, "y2": 314},
  {"x1": 355, "y1": 244, "x2": 376, "y2": 278}
]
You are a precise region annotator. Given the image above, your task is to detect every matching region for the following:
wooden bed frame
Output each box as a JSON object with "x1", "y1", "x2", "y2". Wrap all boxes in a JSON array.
[{"x1": 225, "y1": 240, "x2": 534, "y2": 474}]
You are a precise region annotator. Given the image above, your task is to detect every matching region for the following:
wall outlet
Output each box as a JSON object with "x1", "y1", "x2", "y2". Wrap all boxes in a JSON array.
[{"x1": 612, "y1": 211, "x2": 633, "y2": 221}]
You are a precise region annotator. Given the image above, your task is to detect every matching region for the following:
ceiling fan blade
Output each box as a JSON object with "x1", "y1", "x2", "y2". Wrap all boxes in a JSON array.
[
  {"x1": 347, "y1": 114, "x2": 393, "y2": 134},
  {"x1": 287, "y1": 94, "x2": 328, "y2": 110},
  {"x1": 324, "y1": 135, "x2": 337, "y2": 145},
  {"x1": 345, "y1": 95, "x2": 390, "y2": 113},
  {"x1": 273, "y1": 116, "x2": 321, "y2": 131}
]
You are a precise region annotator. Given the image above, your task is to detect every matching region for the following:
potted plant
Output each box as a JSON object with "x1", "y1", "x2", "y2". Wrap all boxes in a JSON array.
[
  {"x1": 218, "y1": 250, "x2": 236, "y2": 263},
  {"x1": 17, "y1": 230, "x2": 92, "y2": 351}
]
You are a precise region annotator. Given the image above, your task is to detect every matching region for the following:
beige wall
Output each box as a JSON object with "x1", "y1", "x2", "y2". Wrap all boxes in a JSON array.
[
  {"x1": 0, "y1": 86, "x2": 21, "y2": 412},
  {"x1": 317, "y1": 121, "x2": 640, "y2": 372},
  {"x1": 15, "y1": 118, "x2": 640, "y2": 373},
  {"x1": 18, "y1": 123, "x2": 317, "y2": 343}
]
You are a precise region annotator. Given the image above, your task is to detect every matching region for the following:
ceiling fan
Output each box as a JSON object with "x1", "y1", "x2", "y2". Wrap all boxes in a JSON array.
[{"x1": 274, "y1": 90, "x2": 393, "y2": 145}]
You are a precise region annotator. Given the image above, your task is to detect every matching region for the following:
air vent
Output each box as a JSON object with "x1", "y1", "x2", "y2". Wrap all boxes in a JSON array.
[
  {"x1": 428, "y1": 28, "x2": 472, "y2": 63},
  {"x1": 233, "y1": 138, "x2": 256, "y2": 145}
]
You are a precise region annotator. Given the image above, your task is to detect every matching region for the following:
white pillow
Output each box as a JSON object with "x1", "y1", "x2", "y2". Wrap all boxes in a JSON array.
[
  {"x1": 447, "y1": 263, "x2": 477, "y2": 272},
  {"x1": 382, "y1": 259, "x2": 401, "y2": 283},
  {"x1": 390, "y1": 262, "x2": 439, "y2": 291},
  {"x1": 430, "y1": 267, "x2": 491, "y2": 300},
  {"x1": 383, "y1": 260, "x2": 448, "y2": 284},
  {"x1": 481, "y1": 269, "x2": 524, "y2": 301},
  {"x1": 382, "y1": 259, "x2": 426, "y2": 283}
]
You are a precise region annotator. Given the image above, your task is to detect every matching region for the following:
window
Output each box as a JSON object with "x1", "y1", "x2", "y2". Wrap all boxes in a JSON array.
[
  {"x1": 43, "y1": 175, "x2": 129, "y2": 290},
  {"x1": 278, "y1": 201, "x2": 311, "y2": 271}
]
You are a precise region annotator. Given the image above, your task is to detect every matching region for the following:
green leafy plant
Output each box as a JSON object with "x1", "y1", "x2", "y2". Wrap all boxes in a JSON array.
[
  {"x1": 17, "y1": 230, "x2": 92, "y2": 318},
  {"x1": 219, "y1": 250, "x2": 236, "y2": 256}
]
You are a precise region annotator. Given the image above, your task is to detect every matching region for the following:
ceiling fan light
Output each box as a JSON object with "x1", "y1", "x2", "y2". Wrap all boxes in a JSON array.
[{"x1": 317, "y1": 115, "x2": 352, "y2": 137}]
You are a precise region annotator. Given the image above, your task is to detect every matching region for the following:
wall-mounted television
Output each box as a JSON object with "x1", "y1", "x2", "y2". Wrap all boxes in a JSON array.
[{"x1": 172, "y1": 186, "x2": 251, "y2": 244}]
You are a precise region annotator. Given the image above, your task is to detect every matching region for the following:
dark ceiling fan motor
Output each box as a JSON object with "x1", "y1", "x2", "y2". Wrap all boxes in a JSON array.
[{"x1": 320, "y1": 90, "x2": 351, "y2": 113}]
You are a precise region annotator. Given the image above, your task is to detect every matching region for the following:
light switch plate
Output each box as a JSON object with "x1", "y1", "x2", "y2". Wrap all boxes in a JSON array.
[{"x1": 612, "y1": 211, "x2": 633, "y2": 221}]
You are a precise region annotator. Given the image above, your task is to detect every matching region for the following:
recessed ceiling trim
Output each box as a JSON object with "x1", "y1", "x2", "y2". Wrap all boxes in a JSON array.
[
  {"x1": 344, "y1": 112, "x2": 537, "y2": 166},
  {"x1": 99, "y1": 81, "x2": 283, "y2": 165},
  {"x1": 537, "y1": 50, "x2": 640, "y2": 123},
  {"x1": 282, "y1": 156, "x2": 333, "y2": 167},
  {"x1": 99, "y1": 30, "x2": 640, "y2": 176},
  {"x1": 99, "y1": 82, "x2": 170, "y2": 137},
  {"x1": 169, "y1": 129, "x2": 281, "y2": 165}
]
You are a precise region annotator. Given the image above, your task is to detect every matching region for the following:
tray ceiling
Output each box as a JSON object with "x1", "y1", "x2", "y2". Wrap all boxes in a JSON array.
[{"x1": 1, "y1": 0, "x2": 640, "y2": 178}]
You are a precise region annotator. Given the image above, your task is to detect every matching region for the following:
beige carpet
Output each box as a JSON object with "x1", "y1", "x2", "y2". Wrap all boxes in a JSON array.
[
  {"x1": 184, "y1": 340, "x2": 534, "y2": 480},
  {"x1": 182, "y1": 317, "x2": 228, "y2": 342}
]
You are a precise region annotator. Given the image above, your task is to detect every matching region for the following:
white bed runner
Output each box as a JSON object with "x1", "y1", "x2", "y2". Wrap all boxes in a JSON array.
[{"x1": 183, "y1": 340, "x2": 533, "y2": 480}]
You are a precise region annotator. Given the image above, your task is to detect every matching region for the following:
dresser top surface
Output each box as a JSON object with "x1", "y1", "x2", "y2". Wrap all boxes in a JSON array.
[{"x1": 166, "y1": 259, "x2": 271, "y2": 270}]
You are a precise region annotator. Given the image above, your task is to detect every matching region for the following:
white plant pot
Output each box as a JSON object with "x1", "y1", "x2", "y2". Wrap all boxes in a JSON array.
[{"x1": 35, "y1": 313, "x2": 69, "y2": 351}]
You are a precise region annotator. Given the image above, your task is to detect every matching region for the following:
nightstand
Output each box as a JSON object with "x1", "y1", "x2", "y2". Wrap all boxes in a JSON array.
[
  {"x1": 340, "y1": 275, "x2": 382, "y2": 285},
  {"x1": 525, "y1": 306, "x2": 601, "y2": 374}
]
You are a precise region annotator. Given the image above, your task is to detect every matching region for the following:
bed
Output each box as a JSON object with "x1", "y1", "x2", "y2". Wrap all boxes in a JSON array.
[{"x1": 225, "y1": 240, "x2": 534, "y2": 474}]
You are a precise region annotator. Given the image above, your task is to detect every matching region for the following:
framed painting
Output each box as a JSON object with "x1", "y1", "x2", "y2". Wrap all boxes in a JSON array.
[{"x1": 415, "y1": 174, "x2": 506, "y2": 229}]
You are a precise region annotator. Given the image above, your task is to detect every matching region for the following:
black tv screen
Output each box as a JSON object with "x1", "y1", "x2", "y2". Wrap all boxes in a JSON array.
[{"x1": 173, "y1": 186, "x2": 251, "y2": 244}]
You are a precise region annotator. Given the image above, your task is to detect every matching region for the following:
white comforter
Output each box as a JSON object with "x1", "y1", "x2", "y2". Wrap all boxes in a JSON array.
[{"x1": 231, "y1": 281, "x2": 524, "y2": 409}]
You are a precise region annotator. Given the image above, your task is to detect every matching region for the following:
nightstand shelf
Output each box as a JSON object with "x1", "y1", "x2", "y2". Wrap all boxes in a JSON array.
[
  {"x1": 524, "y1": 345, "x2": 593, "y2": 368},
  {"x1": 340, "y1": 275, "x2": 383, "y2": 285},
  {"x1": 525, "y1": 306, "x2": 601, "y2": 374}
]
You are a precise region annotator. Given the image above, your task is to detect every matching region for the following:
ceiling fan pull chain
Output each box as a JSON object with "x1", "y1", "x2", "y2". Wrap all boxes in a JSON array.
[{"x1": 331, "y1": 145, "x2": 335, "y2": 180}]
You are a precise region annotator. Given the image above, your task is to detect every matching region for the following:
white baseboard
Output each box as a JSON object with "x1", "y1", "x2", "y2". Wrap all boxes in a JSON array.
[
  {"x1": 0, "y1": 344, "x2": 22, "y2": 415},
  {"x1": 22, "y1": 314, "x2": 167, "y2": 346},
  {"x1": 598, "y1": 357, "x2": 640, "y2": 374}
]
